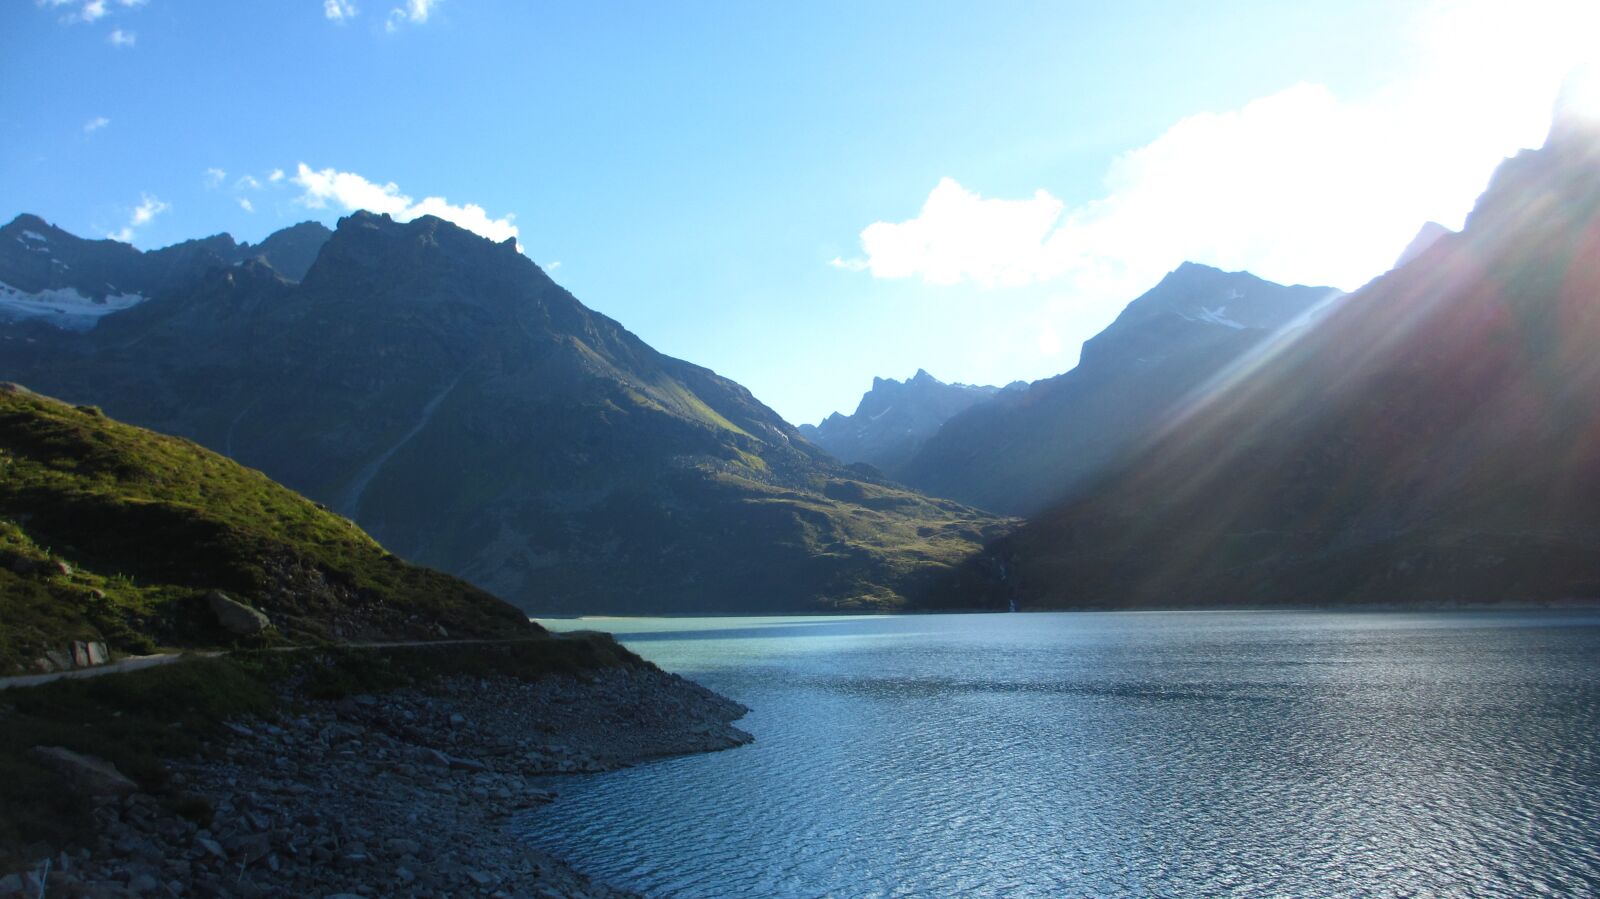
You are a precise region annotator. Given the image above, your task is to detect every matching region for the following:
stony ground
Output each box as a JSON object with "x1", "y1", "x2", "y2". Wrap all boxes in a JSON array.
[{"x1": 2, "y1": 666, "x2": 752, "y2": 898}]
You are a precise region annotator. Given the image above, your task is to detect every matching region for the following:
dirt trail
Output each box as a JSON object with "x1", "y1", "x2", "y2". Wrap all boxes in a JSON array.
[{"x1": 0, "y1": 634, "x2": 558, "y2": 691}]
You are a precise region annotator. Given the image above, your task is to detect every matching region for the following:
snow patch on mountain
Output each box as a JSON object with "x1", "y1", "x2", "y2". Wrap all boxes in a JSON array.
[
  {"x1": 1177, "y1": 305, "x2": 1247, "y2": 329},
  {"x1": 17, "y1": 232, "x2": 50, "y2": 254},
  {"x1": 0, "y1": 282, "x2": 146, "y2": 331},
  {"x1": 1196, "y1": 306, "x2": 1246, "y2": 329}
]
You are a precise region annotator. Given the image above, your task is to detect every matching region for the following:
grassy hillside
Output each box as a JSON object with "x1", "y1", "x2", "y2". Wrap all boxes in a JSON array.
[{"x1": 0, "y1": 383, "x2": 535, "y2": 674}]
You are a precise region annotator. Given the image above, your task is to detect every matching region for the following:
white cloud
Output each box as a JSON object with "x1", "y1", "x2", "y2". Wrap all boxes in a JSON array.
[
  {"x1": 203, "y1": 167, "x2": 227, "y2": 188},
  {"x1": 324, "y1": 0, "x2": 357, "y2": 21},
  {"x1": 129, "y1": 194, "x2": 165, "y2": 226},
  {"x1": 83, "y1": 116, "x2": 110, "y2": 134},
  {"x1": 290, "y1": 163, "x2": 519, "y2": 244},
  {"x1": 236, "y1": 175, "x2": 263, "y2": 190},
  {"x1": 108, "y1": 193, "x2": 168, "y2": 243},
  {"x1": 238, "y1": 197, "x2": 255, "y2": 213},
  {"x1": 107, "y1": 27, "x2": 135, "y2": 46},
  {"x1": 44, "y1": 0, "x2": 140, "y2": 25},
  {"x1": 834, "y1": 0, "x2": 1600, "y2": 302},
  {"x1": 842, "y1": 178, "x2": 1064, "y2": 288},
  {"x1": 268, "y1": 168, "x2": 285, "y2": 183},
  {"x1": 385, "y1": 0, "x2": 438, "y2": 32}
]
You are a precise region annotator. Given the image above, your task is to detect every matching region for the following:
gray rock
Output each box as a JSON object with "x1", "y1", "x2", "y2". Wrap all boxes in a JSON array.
[
  {"x1": 206, "y1": 590, "x2": 272, "y2": 635},
  {"x1": 31, "y1": 746, "x2": 139, "y2": 797},
  {"x1": 413, "y1": 746, "x2": 453, "y2": 768},
  {"x1": 195, "y1": 836, "x2": 225, "y2": 860},
  {"x1": 447, "y1": 755, "x2": 488, "y2": 773}
]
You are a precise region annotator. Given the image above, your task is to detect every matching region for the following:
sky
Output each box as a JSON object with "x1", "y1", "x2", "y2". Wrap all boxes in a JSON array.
[{"x1": 2, "y1": 0, "x2": 1595, "y2": 425}]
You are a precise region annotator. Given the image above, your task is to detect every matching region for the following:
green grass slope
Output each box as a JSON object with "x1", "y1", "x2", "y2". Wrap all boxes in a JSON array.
[{"x1": 0, "y1": 383, "x2": 535, "y2": 674}]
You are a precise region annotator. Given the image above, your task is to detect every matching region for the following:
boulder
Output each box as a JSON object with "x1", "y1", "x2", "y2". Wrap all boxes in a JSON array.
[
  {"x1": 71, "y1": 641, "x2": 109, "y2": 668},
  {"x1": 30, "y1": 747, "x2": 139, "y2": 798},
  {"x1": 206, "y1": 590, "x2": 272, "y2": 635}
]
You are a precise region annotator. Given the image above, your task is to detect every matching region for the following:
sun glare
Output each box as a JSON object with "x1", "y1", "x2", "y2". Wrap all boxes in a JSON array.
[{"x1": 1559, "y1": 65, "x2": 1600, "y2": 124}]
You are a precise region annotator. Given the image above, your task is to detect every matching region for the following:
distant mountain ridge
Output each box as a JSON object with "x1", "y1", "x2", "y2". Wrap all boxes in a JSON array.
[
  {"x1": 897, "y1": 263, "x2": 1340, "y2": 515},
  {"x1": 798, "y1": 369, "x2": 1017, "y2": 473},
  {"x1": 0, "y1": 214, "x2": 330, "y2": 330},
  {"x1": 0, "y1": 211, "x2": 1005, "y2": 615}
]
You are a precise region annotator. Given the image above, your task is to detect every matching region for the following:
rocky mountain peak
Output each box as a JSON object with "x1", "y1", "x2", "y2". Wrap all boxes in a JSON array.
[
  {"x1": 4, "y1": 213, "x2": 56, "y2": 235},
  {"x1": 1106, "y1": 262, "x2": 1338, "y2": 336},
  {"x1": 802, "y1": 370, "x2": 1004, "y2": 472},
  {"x1": 1394, "y1": 221, "x2": 1453, "y2": 269}
]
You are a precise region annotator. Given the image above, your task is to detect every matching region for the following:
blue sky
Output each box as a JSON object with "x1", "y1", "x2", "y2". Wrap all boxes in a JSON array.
[{"x1": 2, "y1": 1, "x2": 1592, "y2": 424}]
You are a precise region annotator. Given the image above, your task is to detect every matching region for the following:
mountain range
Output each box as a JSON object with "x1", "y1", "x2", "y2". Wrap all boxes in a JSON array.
[
  {"x1": 823, "y1": 264, "x2": 1340, "y2": 517},
  {"x1": 798, "y1": 369, "x2": 1017, "y2": 473},
  {"x1": 7, "y1": 106, "x2": 1595, "y2": 617},
  {"x1": 971, "y1": 110, "x2": 1600, "y2": 608},
  {"x1": 0, "y1": 212, "x2": 1005, "y2": 615}
]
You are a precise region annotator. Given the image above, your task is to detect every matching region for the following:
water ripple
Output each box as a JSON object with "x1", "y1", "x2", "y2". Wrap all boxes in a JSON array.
[{"x1": 521, "y1": 611, "x2": 1600, "y2": 898}]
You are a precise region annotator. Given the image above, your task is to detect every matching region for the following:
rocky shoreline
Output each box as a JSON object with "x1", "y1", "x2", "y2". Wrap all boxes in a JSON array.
[{"x1": 3, "y1": 663, "x2": 752, "y2": 898}]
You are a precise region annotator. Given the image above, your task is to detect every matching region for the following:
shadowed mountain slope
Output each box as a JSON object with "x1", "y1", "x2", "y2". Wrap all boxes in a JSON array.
[
  {"x1": 898, "y1": 264, "x2": 1339, "y2": 515},
  {"x1": 0, "y1": 213, "x2": 1005, "y2": 614},
  {"x1": 980, "y1": 112, "x2": 1600, "y2": 609}
]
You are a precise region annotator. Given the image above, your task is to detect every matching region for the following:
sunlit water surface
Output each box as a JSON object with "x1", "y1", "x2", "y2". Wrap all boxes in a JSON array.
[{"x1": 520, "y1": 611, "x2": 1600, "y2": 897}]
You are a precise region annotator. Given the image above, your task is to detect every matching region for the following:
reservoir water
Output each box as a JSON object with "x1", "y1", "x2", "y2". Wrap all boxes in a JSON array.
[{"x1": 523, "y1": 611, "x2": 1600, "y2": 897}]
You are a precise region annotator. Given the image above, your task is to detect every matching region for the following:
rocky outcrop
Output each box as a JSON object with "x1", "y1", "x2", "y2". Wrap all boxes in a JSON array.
[
  {"x1": 206, "y1": 591, "x2": 272, "y2": 636},
  {"x1": 29, "y1": 748, "x2": 138, "y2": 799},
  {"x1": 32, "y1": 641, "x2": 110, "y2": 674},
  {"x1": 5, "y1": 665, "x2": 750, "y2": 898}
]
